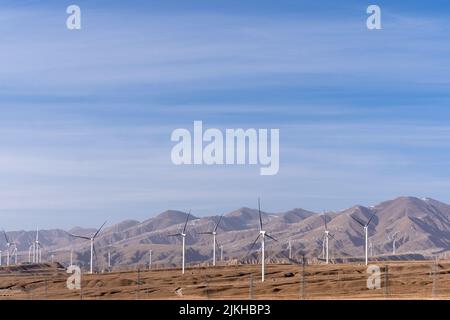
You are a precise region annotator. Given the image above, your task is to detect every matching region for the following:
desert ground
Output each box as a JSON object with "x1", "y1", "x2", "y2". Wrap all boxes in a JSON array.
[{"x1": 0, "y1": 261, "x2": 448, "y2": 300}]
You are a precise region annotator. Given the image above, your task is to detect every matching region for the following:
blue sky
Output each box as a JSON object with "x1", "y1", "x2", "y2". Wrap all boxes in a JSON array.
[{"x1": 1, "y1": 1, "x2": 450, "y2": 229}]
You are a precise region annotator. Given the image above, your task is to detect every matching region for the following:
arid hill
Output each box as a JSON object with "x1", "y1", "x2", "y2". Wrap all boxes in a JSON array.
[{"x1": 1, "y1": 196, "x2": 449, "y2": 270}]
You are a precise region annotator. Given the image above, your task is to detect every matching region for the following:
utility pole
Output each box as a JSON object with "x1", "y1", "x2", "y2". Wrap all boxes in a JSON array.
[
  {"x1": 249, "y1": 274, "x2": 253, "y2": 300},
  {"x1": 300, "y1": 254, "x2": 306, "y2": 300},
  {"x1": 136, "y1": 268, "x2": 141, "y2": 300}
]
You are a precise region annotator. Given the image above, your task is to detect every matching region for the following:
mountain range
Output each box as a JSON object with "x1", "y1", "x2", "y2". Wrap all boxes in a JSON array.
[{"x1": 2, "y1": 196, "x2": 449, "y2": 270}]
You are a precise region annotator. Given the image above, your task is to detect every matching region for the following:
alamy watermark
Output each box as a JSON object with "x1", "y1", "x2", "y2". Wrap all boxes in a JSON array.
[
  {"x1": 66, "y1": 265, "x2": 81, "y2": 290},
  {"x1": 366, "y1": 264, "x2": 381, "y2": 289},
  {"x1": 171, "y1": 121, "x2": 279, "y2": 175}
]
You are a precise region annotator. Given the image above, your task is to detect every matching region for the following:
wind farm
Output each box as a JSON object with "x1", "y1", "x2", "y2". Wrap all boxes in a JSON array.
[{"x1": 0, "y1": 196, "x2": 449, "y2": 300}]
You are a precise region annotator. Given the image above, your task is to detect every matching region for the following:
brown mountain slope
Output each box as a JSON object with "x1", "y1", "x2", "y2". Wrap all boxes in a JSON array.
[{"x1": 4, "y1": 196, "x2": 449, "y2": 271}]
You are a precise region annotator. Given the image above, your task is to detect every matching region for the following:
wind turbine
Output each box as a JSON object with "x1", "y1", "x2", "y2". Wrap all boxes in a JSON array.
[
  {"x1": 197, "y1": 214, "x2": 224, "y2": 266},
  {"x1": 148, "y1": 249, "x2": 152, "y2": 270},
  {"x1": 321, "y1": 214, "x2": 336, "y2": 264},
  {"x1": 388, "y1": 232, "x2": 400, "y2": 255},
  {"x1": 245, "y1": 198, "x2": 278, "y2": 282},
  {"x1": 3, "y1": 231, "x2": 17, "y2": 266},
  {"x1": 288, "y1": 239, "x2": 292, "y2": 260},
  {"x1": 168, "y1": 211, "x2": 191, "y2": 275},
  {"x1": 105, "y1": 242, "x2": 113, "y2": 271},
  {"x1": 11, "y1": 244, "x2": 18, "y2": 265},
  {"x1": 31, "y1": 227, "x2": 43, "y2": 263},
  {"x1": 351, "y1": 213, "x2": 376, "y2": 265},
  {"x1": 28, "y1": 245, "x2": 33, "y2": 263},
  {"x1": 69, "y1": 221, "x2": 107, "y2": 274}
]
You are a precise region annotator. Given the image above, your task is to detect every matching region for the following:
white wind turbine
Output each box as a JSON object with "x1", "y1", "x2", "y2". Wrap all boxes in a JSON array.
[
  {"x1": 28, "y1": 244, "x2": 33, "y2": 263},
  {"x1": 168, "y1": 211, "x2": 191, "y2": 275},
  {"x1": 245, "y1": 198, "x2": 278, "y2": 282},
  {"x1": 3, "y1": 231, "x2": 18, "y2": 266},
  {"x1": 108, "y1": 249, "x2": 111, "y2": 270},
  {"x1": 197, "y1": 214, "x2": 224, "y2": 266},
  {"x1": 32, "y1": 227, "x2": 43, "y2": 263},
  {"x1": 388, "y1": 231, "x2": 400, "y2": 255},
  {"x1": 288, "y1": 239, "x2": 292, "y2": 260},
  {"x1": 69, "y1": 221, "x2": 107, "y2": 274},
  {"x1": 351, "y1": 213, "x2": 376, "y2": 265},
  {"x1": 11, "y1": 244, "x2": 18, "y2": 265},
  {"x1": 321, "y1": 213, "x2": 336, "y2": 264},
  {"x1": 148, "y1": 249, "x2": 152, "y2": 270},
  {"x1": 3, "y1": 231, "x2": 11, "y2": 266}
]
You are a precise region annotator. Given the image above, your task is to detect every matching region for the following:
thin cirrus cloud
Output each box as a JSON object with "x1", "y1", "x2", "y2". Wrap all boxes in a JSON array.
[{"x1": 0, "y1": 2, "x2": 449, "y2": 229}]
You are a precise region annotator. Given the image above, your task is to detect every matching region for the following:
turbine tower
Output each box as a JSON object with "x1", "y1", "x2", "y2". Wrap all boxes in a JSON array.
[
  {"x1": 28, "y1": 245, "x2": 32, "y2": 263},
  {"x1": 33, "y1": 227, "x2": 43, "y2": 263},
  {"x1": 288, "y1": 239, "x2": 292, "y2": 260},
  {"x1": 69, "y1": 221, "x2": 107, "y2": 274},
  {"x1": 148, "y1": 249, "x2": 152, "y2": 270},
  {"x1": 11, "y1": 245, "x2": 18, "y2": 265},
  {"x1": 3, "y1": 230, "x2": 13, "y2": 266},
  {"x1": 197, "y1": 214, "x2": 224, "y2": 266},
  {"x1": 168, "y1": 211, "x2": 191, "y2": 275},
  {"x1": 322, "y1": 213, "x2": 336, "y2": 264},
  {"x1": 245, "y1": 198, "x2": 278, "y2": 282},
  {"x1": 351, "y1": 213, "x2": 376, "y2": 265},
  {"x1": 388, "y1": 231, "x2": 400, "y2": 255}
]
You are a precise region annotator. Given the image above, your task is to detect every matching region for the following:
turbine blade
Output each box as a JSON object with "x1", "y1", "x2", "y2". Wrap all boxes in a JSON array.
[
  {"x1": 3, "y1": 230, "x2": 9, "y2": 244},
  {"x1": 183, "y1": 210, "x2": 191, "y2": 234},
  {"x1": 93, "y1": 244, "x2": 97, "y2": 260},
  {"x1": 196, "y1": 232, "x2": 213, "y2": 235},
  {"x1": 278, "y1": 249, "x2": 300, "y2": 264},
  {"x1": 167, "y1": 233, "x2": 182, "y2": 237},
  {"x1": 214, "y1": 214, "x2": 224, "y2": 232},
  {"x1": 265, "y1": 233, "x2": 278, "y2": 242},
  {"x1": 215, "y1": 239, "x2": 222, "y2": 250},
  {"x1": 350, "y1": 216, "x2": 365, "y2": 227},
  {"x1": 366, "y1": 213, "x2": 376, "y2": 226},
  {"x1": 322, "y1": 214, "x2": 328, "y2": 230},
  {"x1": 243, "y1": 234, "x2": 261, "y2": 259},
  {"x1": 69, "y1": 233, "x2": 91, "y2": 240},
  {"x1": 93, "y1": 220, "x2": 108, "y2": 239},
  {"x1": 258, "y1": 198, "x2": 263, "y2": 230}
]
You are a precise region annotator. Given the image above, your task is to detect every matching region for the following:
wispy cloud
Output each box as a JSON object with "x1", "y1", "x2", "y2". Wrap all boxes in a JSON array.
[{"x1": 0, "y1": 2, "x2": 449, "y2": 229}]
